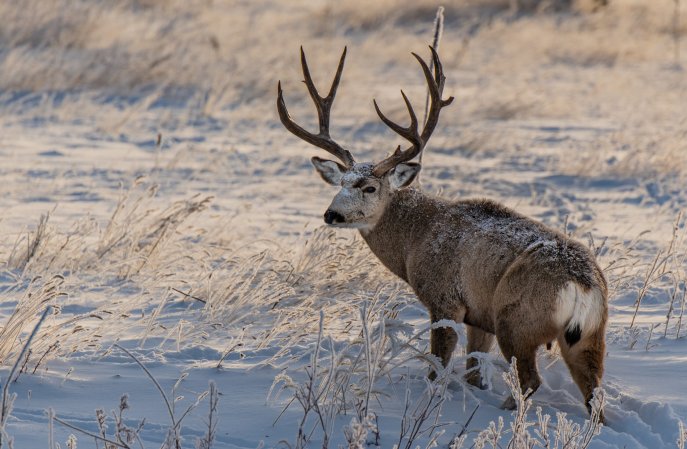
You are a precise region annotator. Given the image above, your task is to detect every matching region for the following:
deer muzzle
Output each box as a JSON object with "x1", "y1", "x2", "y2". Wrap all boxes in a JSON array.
[{"x1": 324, "y1": 209, "x2": 345, "y2": 225}]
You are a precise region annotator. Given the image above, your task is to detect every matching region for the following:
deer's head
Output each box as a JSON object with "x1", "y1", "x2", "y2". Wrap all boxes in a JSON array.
[{"x1": 277, "y1": 47, "x2": 453, "y2": 229}]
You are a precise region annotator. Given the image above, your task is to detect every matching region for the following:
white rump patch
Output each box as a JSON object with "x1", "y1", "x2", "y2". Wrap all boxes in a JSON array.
[{"x1": 555, "y1": 282, "x2": 604, "y2": 338}]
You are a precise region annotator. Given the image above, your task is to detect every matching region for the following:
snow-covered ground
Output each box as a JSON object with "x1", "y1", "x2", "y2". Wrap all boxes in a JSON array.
[{"x1": 1, "y1": 0, "x2": 686, "y2": 447}]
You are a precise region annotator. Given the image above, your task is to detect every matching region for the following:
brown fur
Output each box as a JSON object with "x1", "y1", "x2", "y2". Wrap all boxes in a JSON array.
[{"x1": 360, "y1": 188, "x2": 607, "y2": 411}]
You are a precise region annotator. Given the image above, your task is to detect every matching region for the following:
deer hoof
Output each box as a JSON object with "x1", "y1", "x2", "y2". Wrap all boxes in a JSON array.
[
  {"x1": 465, "y1": 371, "x2": 488, "y2": 390},
  {"x1": 501, "y1": 395, "x2": 517, "y2": 410}
]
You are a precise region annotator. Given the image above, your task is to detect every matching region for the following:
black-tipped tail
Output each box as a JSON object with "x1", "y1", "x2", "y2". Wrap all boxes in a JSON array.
[{"x1": 564, "y1": 324, "x2": 582, "y2": 347}]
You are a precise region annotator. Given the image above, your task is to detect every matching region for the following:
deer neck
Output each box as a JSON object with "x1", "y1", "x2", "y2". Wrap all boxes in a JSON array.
[{"x1": 359, "y1": 188, "x2": 436, "y2": 282}]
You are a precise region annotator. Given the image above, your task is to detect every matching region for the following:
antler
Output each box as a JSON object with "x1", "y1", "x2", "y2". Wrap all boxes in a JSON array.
[
  {"x1": 372, "y1": 46, "x2": 454, "y2": 177},
  {"x1": 277, "y1": 47, "x2": 355, "y2": 168}
]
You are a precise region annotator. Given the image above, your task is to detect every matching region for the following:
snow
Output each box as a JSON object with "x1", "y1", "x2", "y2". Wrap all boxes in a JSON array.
[{"x1": 1, "y1": 0, "x2": 687, "y2": 448}]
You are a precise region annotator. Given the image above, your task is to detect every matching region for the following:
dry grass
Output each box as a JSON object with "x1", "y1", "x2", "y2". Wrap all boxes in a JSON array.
[{"x1": 0, "y1": 177, "x2": 407, "y2": 368}]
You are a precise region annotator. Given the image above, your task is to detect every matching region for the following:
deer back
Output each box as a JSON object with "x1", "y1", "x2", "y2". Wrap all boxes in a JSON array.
[{"x1": 362, "y1": 188, "x2": 606, "y2": 332}]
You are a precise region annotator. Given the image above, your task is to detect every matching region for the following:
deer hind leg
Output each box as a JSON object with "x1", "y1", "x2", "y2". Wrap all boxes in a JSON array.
[
  {"x1": 495, "y1": 313, "x2": 543, "y2": 410},
  {"x1": 558, "y1": 327, "x2": 605, "y2": 416},
  {"x1": 465, "y1": 325, "x2": 494, "y2": 389}
]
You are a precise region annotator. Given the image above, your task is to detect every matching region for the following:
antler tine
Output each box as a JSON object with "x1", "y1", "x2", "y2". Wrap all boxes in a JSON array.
[
  {"x1": 372, "y1": 46, "x2": 454, "y2": 177},
  {"x1": 372, "y1": 90, "x2": 422, "y2": 149},
  {"x1": 412, "y1": 46, "x2": 454, "y2": 142},
  {"x1": 371, "y1": 90, "x2": 424, "y2": 178},
  {"x1": 277, "y1": 47, "x2": 355, "y2": 168}
]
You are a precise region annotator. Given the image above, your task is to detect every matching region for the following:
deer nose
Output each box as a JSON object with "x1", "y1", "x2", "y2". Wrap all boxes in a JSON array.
[{"x1": 324, "y1": 210, "x2": 345, "y2": 224}]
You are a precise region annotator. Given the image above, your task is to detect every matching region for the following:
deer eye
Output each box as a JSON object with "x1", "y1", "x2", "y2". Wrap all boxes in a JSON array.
[{"x1": 362, "y1": 186, "x2": 376, "y2": 194}]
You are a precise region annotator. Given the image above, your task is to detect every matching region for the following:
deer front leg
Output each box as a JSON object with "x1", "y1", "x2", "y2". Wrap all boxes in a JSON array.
[
  {"x1": 429, "y1": 326, "x2": 457, "y2": 380},
  {"x1": 465, "y1": 325, "x2": 495, "y2": 389},
  {"x1": 428, "y1": 308, "x2": 465, "y2": 381}
]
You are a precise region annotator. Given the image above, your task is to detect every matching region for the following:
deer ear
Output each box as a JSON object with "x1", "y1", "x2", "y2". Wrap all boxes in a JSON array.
[
  {"x1": 389, "y1": 162, "x2": 420, "y2": 190},
  {"x1": 311, "y1": 157, "x2": 346, "y2": 185}
]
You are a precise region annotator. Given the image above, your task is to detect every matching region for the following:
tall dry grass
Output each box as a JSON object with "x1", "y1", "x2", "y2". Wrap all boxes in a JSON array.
[{"x1": 0, "y1": 175, "x2": 410, "y2": 367}]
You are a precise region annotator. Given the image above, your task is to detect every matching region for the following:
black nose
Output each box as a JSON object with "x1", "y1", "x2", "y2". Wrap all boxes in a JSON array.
[{"x1": 324, "y1": 210, "x2": 345, "y2": 224}]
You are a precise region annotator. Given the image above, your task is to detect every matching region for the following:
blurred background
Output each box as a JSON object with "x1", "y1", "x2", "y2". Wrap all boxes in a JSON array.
[{"x1": 0, "y1": 0, "x2": 684, "y2": 141}]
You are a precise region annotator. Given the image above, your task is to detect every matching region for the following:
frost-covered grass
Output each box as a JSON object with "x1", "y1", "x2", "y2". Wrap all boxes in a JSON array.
[{"x1": 1, "y1": 0, "x2": 687, "y2": 448}]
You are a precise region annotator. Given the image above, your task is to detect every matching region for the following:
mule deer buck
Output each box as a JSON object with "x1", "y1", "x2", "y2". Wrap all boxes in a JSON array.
[{"x1": 277, "y1": 47, "x2": 607, "y2": 414}]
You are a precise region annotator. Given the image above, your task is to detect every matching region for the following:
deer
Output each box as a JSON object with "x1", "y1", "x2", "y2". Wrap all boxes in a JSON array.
[{"x1": 276, "y1": 46, "x2": 607, "y2": 415}]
